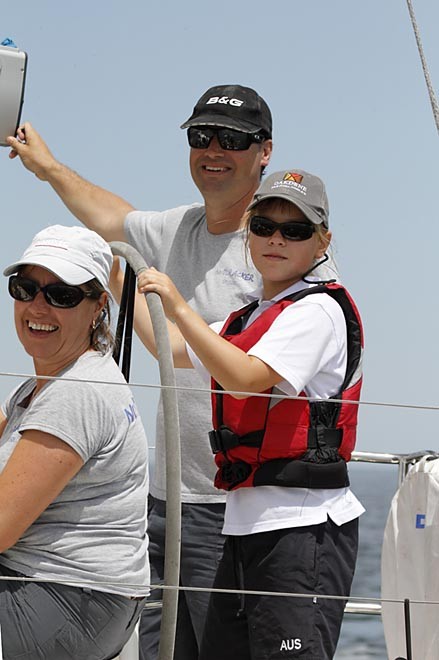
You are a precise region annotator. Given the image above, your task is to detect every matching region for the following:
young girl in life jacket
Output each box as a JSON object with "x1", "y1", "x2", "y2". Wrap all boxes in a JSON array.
[{"x1": 136, "y1": 169, "x2": 365, "y2": 660}]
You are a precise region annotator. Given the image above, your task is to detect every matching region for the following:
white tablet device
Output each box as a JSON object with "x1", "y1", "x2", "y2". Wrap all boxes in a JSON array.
[{"x1": 0, "y1": 44, "x2": 27, "y2": 147}]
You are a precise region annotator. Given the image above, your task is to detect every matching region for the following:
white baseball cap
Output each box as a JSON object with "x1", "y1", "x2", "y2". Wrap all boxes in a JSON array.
[{"x1": 3, "y1": 224, "x2": 113, "y2": 288}]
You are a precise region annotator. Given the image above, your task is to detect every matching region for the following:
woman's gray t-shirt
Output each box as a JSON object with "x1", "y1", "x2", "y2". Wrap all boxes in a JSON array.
[{"x1": 0, "y1": 351, "x2": 149, "y2": 597}]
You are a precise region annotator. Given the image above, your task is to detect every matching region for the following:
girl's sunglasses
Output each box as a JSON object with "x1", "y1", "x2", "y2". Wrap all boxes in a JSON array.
[
  {"x1": 8, "y1": 275, "x2": 96, "y2": 308},
  {"x1": 187, "y1": 126, "x2": 265, "y2": 151},
  {"x1": 249, "y1": 216, "x2": 316, "y2": 241}
]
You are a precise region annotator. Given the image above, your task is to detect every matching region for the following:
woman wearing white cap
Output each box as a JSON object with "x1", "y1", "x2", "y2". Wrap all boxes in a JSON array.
[
  {"x1": 0, "y1": 225, "x2": 149, "y2": 660},
  {"x1": 133, "y1": 169, "x2": 364, "y2": 659}
]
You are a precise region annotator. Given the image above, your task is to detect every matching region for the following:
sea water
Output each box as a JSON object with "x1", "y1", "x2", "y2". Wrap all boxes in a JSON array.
[{"x1": 335, "y1": 462, "x2": 399, "y2": 659}]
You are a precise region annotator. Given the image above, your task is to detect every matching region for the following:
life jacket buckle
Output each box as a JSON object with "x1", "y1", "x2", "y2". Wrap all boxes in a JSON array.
[{"x1": 209, "y1": 425, "x2": 241, "y2": 454}]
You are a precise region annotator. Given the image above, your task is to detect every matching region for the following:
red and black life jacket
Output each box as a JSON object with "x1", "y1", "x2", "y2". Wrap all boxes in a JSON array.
[{"x1": 209, "y1": 284, "x2": 363, "y2": 491}]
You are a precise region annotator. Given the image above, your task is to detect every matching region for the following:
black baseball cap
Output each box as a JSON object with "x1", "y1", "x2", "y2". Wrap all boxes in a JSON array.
[{"x1": 180, "y1": 84, "x2": 272, "y2": 137}]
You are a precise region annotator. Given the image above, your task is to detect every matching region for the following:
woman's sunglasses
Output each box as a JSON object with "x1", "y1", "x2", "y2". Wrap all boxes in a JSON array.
[
  {"x1": 187, "y1": 126, "x2": 265, "y2": 151},
  {"x1": 249, "y1": 216, "x2": 316, "y2": 241},
  {"x1": 8, "y1": 275, "x2": 96, "y2": 308}
]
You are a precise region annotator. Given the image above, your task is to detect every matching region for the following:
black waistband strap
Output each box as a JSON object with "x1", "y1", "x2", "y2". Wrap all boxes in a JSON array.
[
  {"x1": 219, "y1": 457, "x2": 349, "y2": 490},
  {"x1": 210, "y1": 425, "x2": 343, "y2": 455}
]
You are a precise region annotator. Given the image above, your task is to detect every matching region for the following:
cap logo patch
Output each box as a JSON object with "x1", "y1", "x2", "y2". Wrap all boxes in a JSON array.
[
  {"x1": 206, "y1": 96, "x2": 244, "y2": 107},
  {"x1": 283, "y1": 172, "x2": 303, "y2": 183},
  {"x1": 271, "y1": 177, "x2": 307, "y2": 196}
]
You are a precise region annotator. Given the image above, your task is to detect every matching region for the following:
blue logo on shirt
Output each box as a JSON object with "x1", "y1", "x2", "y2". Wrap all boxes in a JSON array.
[
  {"x1": 416, "y1": 514, "x2": 426, "y2": 529},
  {"x1": 219, "y1": 268, "x2": 255, "y2": 283},
  {"x1": 124, "y1": 399, "x2": 138, "y2": 424}
]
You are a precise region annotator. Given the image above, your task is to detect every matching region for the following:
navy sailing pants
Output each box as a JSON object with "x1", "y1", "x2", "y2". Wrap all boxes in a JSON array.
[{"x1": 199, "y1": 517, "x2": 359, "y2": 660}]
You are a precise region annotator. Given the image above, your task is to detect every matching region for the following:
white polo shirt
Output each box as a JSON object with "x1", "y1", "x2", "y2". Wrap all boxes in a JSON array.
[{"x1": 187, "y1": 278, "x2": 365, "y2": 535}]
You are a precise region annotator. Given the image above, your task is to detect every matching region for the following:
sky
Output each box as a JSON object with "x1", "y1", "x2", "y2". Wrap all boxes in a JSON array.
[{"x1": 1, "y1": 0, "x2": 438, "y2": 456}]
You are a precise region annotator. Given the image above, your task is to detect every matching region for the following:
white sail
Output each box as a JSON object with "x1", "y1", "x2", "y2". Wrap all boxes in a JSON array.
[{"x1": 381, "y1": 456, "x2": 439, "y2": 660}]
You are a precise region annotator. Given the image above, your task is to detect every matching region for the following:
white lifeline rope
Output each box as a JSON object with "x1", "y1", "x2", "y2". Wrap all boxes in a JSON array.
[
  {"x1": 2, "y1": 370, "x2": 439, "y2": 412},
  {"x1": 1, "y1": 573, "x2": 439, "y2": 609},
  {"x1": 405, "y1": 0, "x2": 439, "y2": 135}
]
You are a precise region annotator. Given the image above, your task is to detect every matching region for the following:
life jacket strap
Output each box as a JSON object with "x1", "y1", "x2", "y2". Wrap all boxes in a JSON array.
[
  {"x1": 209, "y1": 425, "x2": 264, "y2": 454},
  {"x1": 253, "y1": 456, "x2": 349, "y2": 488},
  {"x1": 217, "y1": 457, "x2": 349, "y2": 490},
  {"x1": 209, "y1": 425, "x2": 343, "y2": 455},
  {"x1": 307, "y1": 427, "x2": 343, "y2": 449}
]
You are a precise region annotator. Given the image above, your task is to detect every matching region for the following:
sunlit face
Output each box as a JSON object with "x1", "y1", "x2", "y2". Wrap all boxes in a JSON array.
[
  {"x1": 189, "y1": 132, "x2": 272, "y2": 203},
  {"x1": 13, "y1": 265, "x2": 106, "y2": 374},
  {"x1": 248, "y1": 201, "x2": 331, "y2": 299}
]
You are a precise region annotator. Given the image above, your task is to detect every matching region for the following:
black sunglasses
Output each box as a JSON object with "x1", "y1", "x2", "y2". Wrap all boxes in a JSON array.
[
  {"x1": 249, "y1": 216, "x2": 316, "y2": 241},
  {"x1": 187, "y1": 126, "x2": 266, "y2": 151},
  {"x1": 8, "y1": 275, "x2": 96, "y2": 309}
]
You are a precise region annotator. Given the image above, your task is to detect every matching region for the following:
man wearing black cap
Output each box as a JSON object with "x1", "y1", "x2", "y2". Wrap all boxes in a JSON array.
[{"x1": 7, "y1": 84, "x2": 273, "y2": 660}]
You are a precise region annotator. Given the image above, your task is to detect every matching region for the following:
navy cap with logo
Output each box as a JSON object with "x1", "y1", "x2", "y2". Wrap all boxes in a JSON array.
[
  {"x1": 248, "y1": 169, "x2": 330, "y2": 227},
  {"x1": 180, "y1": 84, "x2": 272, "y2": 137}
]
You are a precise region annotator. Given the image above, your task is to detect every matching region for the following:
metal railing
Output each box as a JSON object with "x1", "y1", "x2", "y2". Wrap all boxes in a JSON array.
[{"x1": 351, "y1": 448, "x2": 439, "y2": 487}]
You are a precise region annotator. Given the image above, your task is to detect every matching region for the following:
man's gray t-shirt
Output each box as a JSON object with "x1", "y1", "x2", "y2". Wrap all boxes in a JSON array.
[
  {"x1": 125, "y1": 204, "x2": 259, "y2": 503},
  {"x1": 0, "y1": 351, "x2": 149, "y2": 596}
]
